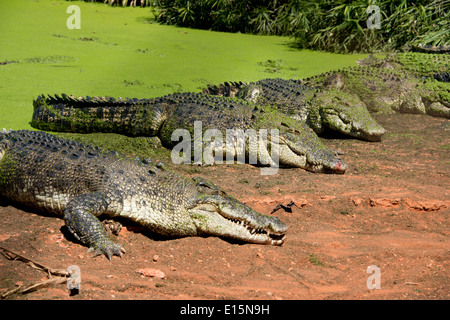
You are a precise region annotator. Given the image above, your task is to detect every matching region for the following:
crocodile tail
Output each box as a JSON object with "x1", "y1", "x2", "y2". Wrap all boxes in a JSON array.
[
  {"x1": 203, "y1": 81, "x2": 244, "y2": 98},
  {"x1": 203, "y1": 85, "x2": 221, "y2": 96},
  {"x1": 31, "y1": 94, "x2": 71, "y2": 132},
  {"x1": 410, "y1": 44, "x2": 450, "y2": 54},
  {"x1": 31, "y1": 94, "x2": 167, "y2": 137}
]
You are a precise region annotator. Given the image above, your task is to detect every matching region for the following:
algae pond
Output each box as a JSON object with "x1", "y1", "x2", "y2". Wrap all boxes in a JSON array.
[{"x1": 0, "y1": 0, "x2": 367, "y2": 130}]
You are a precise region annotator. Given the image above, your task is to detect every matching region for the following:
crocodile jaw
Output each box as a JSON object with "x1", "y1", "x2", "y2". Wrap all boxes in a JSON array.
[
  {"x1": 305, "y1": 158, "x2": 347, "y2": 174},
  {"x1": 321, "y1": 105, "x2": 386, "y2": 142},
  {"x1": 324, "y1": 113, "x2": 386, "y2": 141},
  {"x1": 353, "y1": 126, "x2": 386, "y2": 142},
  {"x1": 190, "y1": 197, "x2": 287, "y2": 246},
  {"x1": 280, "y1": 133, "x2": 348, "y2": 174}
]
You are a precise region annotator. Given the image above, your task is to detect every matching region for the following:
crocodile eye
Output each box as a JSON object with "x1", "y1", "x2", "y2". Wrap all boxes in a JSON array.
[
  {"x1": 199, "y1": 186, "x2": 225, "y2": 195},
  {"x1": 193, "y1": 177, "x2": 226, "y2": 195}
]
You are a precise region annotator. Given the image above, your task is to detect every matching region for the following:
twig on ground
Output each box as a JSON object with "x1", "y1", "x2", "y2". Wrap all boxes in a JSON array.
[{"x1": 0, "y1": 245, "x2": 70, "y2": 299}]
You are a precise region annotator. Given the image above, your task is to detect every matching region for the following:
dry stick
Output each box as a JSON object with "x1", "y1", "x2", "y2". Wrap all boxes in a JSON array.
[
  {"x1": 0, "y1": 246, "x2": 69, "y2": 277},
  {"x1": 2, "y1": 277, "x2": 68, "y2": 299},
  {"x1": 0, "y1": 245, "x2": 70, "y2": 299}
]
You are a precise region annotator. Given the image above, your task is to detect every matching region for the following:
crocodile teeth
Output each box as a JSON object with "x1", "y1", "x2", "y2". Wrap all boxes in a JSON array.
[{"x1": 226, "y1": 216, "x2": 285, "y2": 244}]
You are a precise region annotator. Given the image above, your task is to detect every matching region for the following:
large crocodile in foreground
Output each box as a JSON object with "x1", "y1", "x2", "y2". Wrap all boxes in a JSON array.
[
  {"x1": 31, "y1": 92, "x2": 347, "y2": 174},
  {"x1": 0, "y1": 129, "x2": 288, "y2": 260}
]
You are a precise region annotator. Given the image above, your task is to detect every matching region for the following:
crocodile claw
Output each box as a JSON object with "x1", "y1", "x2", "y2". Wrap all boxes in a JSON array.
[{"x1": 88, "y1": 240, "x2": 126, "y2": 261}]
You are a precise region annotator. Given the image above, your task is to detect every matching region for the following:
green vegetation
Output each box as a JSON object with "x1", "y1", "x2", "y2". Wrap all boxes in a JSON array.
[
  {"x1": 309, "y1": 254, "x2": 326, "y2": 267},
  {"x1": 0, "y1": 0, "x2": 365, "y2": 130},
  {"x1": 151, "y1": 0, "x2": 449, "y2": 53}
]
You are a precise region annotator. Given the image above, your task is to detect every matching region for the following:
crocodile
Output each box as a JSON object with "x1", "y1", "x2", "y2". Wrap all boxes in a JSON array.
[
  {"x1": 203, "y1": 52, "x2": 449, "y2": 138},
  {"x1": 31, "y1": 92, "x2": 347, "y2": 174},
  {"x1": 0, "y1": 129, "x2": 288, "y2": 260},
  {"x1": 299, "y1": 52, "x2": 450, "y2": 118},
  {"x1": 204, "y1": 78, "x2": 386, "y2": 142},
  {"x1": 403, "y1": 44, "x2": 450, "y2": 55}
]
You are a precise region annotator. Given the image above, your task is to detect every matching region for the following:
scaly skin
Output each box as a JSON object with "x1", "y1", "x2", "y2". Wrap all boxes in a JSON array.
[
  {"x1": 31, "y1": 92, "x2": 347, "y2": 174},
  {"x1": 299, "y1": 52, "x2": 450, "y2": 118},
  {"x1": 0, "y1": 129, "x2": 288, "y2": 260},
  {"x1": 205, "y1": 78, "x2": 386, "y2": 141},
  {"x1": 405, "y1": 44, "x2": 450, "y2": 54},
  {"x1": 204, "y1": 52, "x2": 449, "y2": 141}
]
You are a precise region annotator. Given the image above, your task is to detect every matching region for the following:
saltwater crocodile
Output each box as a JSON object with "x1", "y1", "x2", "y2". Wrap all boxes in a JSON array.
[
  {"x1": 203, "y1": 52, "x2": 449, "y2": 137},
  {"x1": 404, "y1": 44, "x2": 450, "y2": 54},
  {"x1": 31, "y1": 92, "x2": 347, "y2": 174},
  {"x1": 0, "y1": 129, "x2": 288, "y2": 260},
  {"x1": 299, "y1": 52, "x2": 450, "y2": 118},
  {"x1": 204, "y1": 78, "x2": 386, "y2": 142}
]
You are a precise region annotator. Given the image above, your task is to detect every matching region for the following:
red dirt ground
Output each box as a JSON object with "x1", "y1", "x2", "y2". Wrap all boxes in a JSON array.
[{"x1": 0, "y1": 113, "x2": 448, "y2": 300}]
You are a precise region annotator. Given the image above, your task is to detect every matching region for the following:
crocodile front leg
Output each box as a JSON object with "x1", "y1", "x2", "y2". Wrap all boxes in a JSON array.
[{"x1": 64, "y1": 192, "x2": 126, "y2": 260}]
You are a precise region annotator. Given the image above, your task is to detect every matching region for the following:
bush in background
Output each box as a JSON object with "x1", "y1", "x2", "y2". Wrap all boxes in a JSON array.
[
  {"x1": 71, "y1": 0, "x2": 450, "y2": 53},
  {"x1": 151, "y1": 0, "x2": 449, "y2": 53}
]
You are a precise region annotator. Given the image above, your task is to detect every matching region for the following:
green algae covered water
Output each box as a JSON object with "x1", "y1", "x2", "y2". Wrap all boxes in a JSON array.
[{"x1": 0, "y1": 0, "x2": 366, "y2": 130}]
